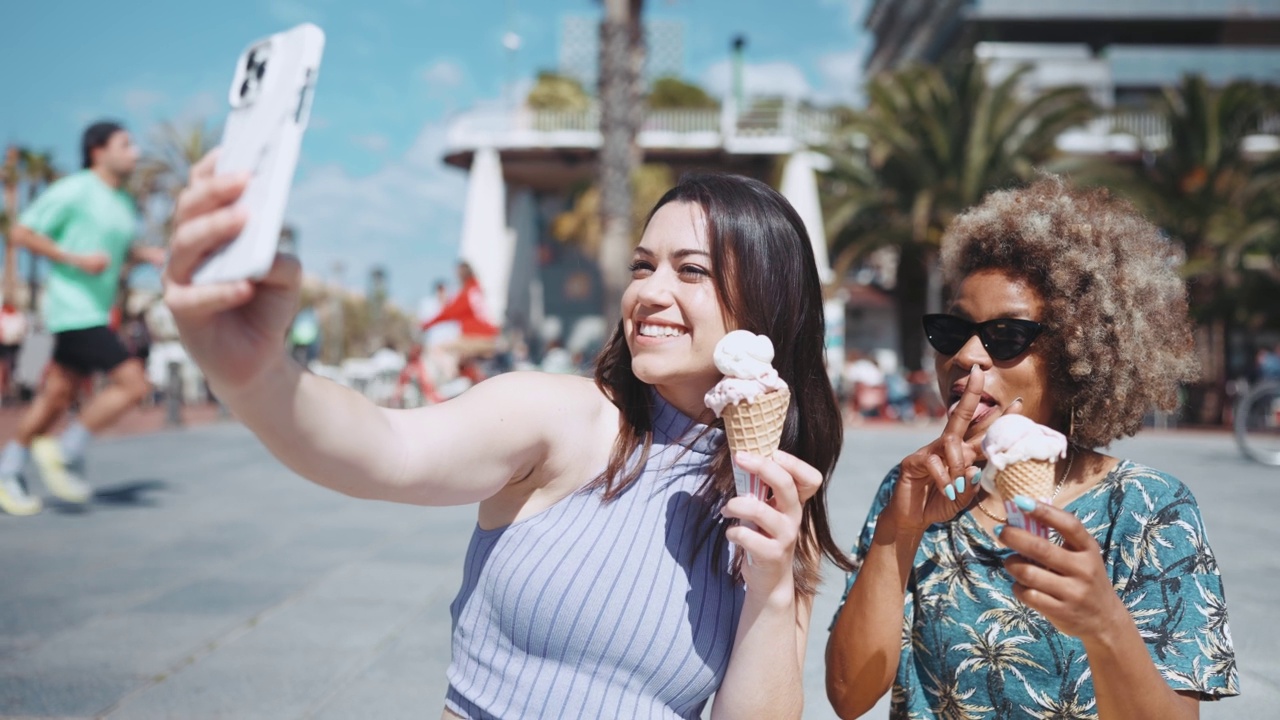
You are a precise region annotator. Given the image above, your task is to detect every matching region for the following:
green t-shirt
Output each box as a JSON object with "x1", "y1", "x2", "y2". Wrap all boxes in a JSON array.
[{"x1": 19, "y1": 170, "x2": 137, "y2": 333}]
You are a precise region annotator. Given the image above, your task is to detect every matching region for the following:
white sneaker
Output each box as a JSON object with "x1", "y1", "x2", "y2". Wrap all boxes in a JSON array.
[
  {"x1": 31, "y1": 437, "x2": 92, "y2": 504},
  {"x1": 0, "y1": 474, "x2": 42, "y2": 516}
]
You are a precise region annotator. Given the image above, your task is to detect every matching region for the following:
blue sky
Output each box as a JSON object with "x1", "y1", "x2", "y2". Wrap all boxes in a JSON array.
[{"x1": 2, "y1": 0, "x2": 870, "y2": 310}]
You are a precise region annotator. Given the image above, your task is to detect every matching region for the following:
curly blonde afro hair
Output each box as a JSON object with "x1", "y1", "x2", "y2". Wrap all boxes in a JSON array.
[{"x1": 939, "y1": 175, "x2": 1198, "y2": 449}]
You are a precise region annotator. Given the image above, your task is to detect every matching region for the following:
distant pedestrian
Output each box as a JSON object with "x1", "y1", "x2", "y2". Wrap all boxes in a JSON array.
[
  {"x1": 0, "y1": 121, "x2": 164, "y2": 516},
  {"x1": 0, "y1": 299, "x2": 28, "y2": 404},
  {"x1": 1257, "y1": 344, "x2": 1280, "y2": 383}
]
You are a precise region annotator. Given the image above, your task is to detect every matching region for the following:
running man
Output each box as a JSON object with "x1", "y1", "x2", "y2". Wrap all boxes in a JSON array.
[{"x1": 0, "y1": 121, "x2": 164, "y2": 516}]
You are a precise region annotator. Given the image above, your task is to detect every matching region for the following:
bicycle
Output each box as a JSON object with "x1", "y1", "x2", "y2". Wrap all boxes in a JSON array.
[{"x1": 1234, "y1": 381, "x2": 1280, "y2": 466}]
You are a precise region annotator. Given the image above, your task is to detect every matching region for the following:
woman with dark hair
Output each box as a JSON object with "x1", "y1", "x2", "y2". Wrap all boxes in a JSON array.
[
  {"x1": 826, "y1": 176, "x2": 1239, "y2": 719},
  {"x1": 164, "y1": 154, "x2": 849, "y2": 719}
]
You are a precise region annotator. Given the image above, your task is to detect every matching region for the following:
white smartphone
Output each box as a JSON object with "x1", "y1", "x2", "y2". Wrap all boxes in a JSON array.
[{"x1": 193, "y1": 23, "x2": 324, "y2": 285}]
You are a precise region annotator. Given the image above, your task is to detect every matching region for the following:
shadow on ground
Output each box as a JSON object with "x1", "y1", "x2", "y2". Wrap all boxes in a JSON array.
[{"x1": 88, "y1": 479, "x2": 169, "y2": 508}]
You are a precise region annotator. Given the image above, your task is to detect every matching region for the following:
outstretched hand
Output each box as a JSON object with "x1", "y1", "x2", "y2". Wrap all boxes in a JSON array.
[
  {"x1": 887, "y1": 367, "x2": 1021, "y2": 534},
  {"x1": 998, "y1": 499, "x2": 1127, "y2": 641},
  {"x1": 720, "y1": 449, "x2": 821, "y2": 601},
  {"x1": 162, "y1": 149, "x2": 303, "y2": 390}
]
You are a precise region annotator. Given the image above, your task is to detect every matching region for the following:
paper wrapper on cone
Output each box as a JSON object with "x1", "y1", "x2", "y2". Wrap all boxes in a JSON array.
[
  {"x1": 722, "y1": 388, "x2": 790, "y2": 502},
  {"x1": 995, "y1": 459, "x2": 1055, "y2": 538}
]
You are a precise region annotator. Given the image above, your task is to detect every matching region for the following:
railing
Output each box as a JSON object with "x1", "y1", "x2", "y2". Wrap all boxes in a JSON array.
[
  {"x1": 642, "y1": 109, "x2": 721, "y2": 134},
  {"x1": 446, "y1": 101, "x2": 844, "y2": 153},
  {"x1": 446, "y1": 102, "x2": 1279, "y2": 157},
  {"x1": 1097, "y1": 110, "x2": 1280, "y2": 146}
]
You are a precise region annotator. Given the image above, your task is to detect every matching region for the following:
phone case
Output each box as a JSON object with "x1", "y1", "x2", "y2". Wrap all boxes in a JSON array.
[{"x1": 193, "y1": 23, "x2": 324, "y2": 285}]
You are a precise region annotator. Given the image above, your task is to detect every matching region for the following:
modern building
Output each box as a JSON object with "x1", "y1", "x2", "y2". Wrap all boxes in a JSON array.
[
  {"x1": 863, "y1": 0, "x2": 1280, "y2": 151},
  {"x1": 439, "y1": 19, "x2": 844, "y2": 363},
  {"x1": 865, "y1": 0, "x2": 1280, "y2": 83}
]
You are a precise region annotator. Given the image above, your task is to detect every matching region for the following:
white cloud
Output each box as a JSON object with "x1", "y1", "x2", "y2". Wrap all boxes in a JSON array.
[
  {"x1": 420, "y1": 59, "x2": 466, "y2": 91},
  {"x1": 821, "y1": 0, "x2": 874, "y2": 26},
  {"x1": 268, "y1": 0, "x2": 323, "y2": 25},
  {"x1": 702, "y1": 60, "x2": 813, "y2": 100},
  {"x1": 284, "y1": 121, "x2": 468, "y2": 309},
  {"x1": 351, "y1": 133, "x2": 391, "y2": 152},
  {"x1": 123, "y1": 88, "x2": 165, "y2": 115},
  {"x1": 815, "y1": 50, "x2": 867, "y2": 106},
  {"x1": 177, "y1": 90, "x2": 223, "y2": 124}
]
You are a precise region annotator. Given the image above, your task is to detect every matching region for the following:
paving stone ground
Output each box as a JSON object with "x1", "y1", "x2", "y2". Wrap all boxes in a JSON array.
[{"x1": 0, "y1": 419, "x2": 1274, "y2": 718}]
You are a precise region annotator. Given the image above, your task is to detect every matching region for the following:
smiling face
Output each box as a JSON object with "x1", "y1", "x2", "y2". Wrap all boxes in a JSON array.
[
  {"x1": 622, "y1": 202, "x2": 731, "y2": 413},
  {"x1": 935, "y1": 268, "x2": 1060, "y2": 443}
]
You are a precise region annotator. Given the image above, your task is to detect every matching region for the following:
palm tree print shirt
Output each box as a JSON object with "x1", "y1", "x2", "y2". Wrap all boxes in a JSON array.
[{"x1": 836, "y1": 460, "x2": 1239, "y2": 719}]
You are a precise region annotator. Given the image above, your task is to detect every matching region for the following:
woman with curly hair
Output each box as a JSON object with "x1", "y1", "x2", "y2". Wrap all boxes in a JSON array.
[{"x1": 826, "y1": 175, "x2": 1239, "y2": 719}]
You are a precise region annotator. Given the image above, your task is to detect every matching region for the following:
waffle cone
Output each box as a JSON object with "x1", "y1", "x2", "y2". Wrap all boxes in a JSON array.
[
  {"x1": 721, "y1": 388, "x2": 791, "y2": 458},
  {"x1": 994, "y1": 459, "x2": 1056, "y2": 501}
]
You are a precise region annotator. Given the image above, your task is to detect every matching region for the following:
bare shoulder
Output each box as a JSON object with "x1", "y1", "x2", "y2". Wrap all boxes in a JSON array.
[{"x1": 460, "y1": 371, "x2": 618, "y2": 440}]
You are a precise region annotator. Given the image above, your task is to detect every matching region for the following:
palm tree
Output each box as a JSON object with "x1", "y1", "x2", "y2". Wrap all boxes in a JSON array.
[
  {"x1": 1070, "y1": 76, "x2": 1280, "y2": 424},
  {"x1": 130, "y1": 121, "x2": 220, "y2": 231},
  {"x1": 597, "y1": 0, "x2": 645, "y2": 326},
  {"x1": 551, "y1": 164, "x2": 674, "y2": 257},
  {"x1": 1, "y1": 145, "x2": 18, "y2": 302},
  {"x1": 19, "y1": 149, "x2": 59, "y2": 311},
  {"x1": 527, "y1": 71, "x2": 591, "y2": 112},
  {"x1": 823, "y1": 61, "x2": 1096, "y2": 370},
  {"x1": 119, "y1": 121, "x2": 220, "y2": 316}
]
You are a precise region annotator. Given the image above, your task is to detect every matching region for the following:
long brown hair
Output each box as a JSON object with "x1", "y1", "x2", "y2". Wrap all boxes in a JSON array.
[{"x1": 591, "y1": 173, "x2": 853, "y2": 597}]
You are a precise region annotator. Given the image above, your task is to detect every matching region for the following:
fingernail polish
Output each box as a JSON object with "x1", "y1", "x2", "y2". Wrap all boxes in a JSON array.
[
  {"x1": 1013, "y1": 495, "x2": 1036, "y2": 511},
  {"x1": 993, "y1": 524, "x2": 1005, "y2": 535},
  {"x1": 973, "y1": 469, "x2": 983, "y2": 486},
  {"x1": 954, "y1": 477, "x2": 966, "y2": 494},
  {"x1": 944, "y1": 484, "x2": 956, "y2": 501}
]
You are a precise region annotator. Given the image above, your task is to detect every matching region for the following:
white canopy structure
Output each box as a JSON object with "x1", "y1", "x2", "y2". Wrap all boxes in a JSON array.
[
  {"x1": 779, "y1": 151, "x2": 833, "y2": 284},
  {"x1": 457, "y1": 147, "x2": 513, "y2": 323}
]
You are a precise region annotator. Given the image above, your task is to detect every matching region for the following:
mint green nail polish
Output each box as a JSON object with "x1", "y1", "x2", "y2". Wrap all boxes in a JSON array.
[
  {"x1": 954, "y1": 477, "x2": 966, "y2": 494},
  {"x1": 993, "y1": 524, "x2": 1005, "y2": 535},
  {"x1": 1013, "y1": 495, "x2": 1036, "y2": 511},
  {"x1": 944, "y1": 484, "x2": 956, "y2": 501}
]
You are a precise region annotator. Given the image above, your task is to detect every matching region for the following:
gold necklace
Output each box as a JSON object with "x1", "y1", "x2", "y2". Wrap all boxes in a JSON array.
[{"x1": 973, "y1": 448, "x2": 1075, "y2": 524}]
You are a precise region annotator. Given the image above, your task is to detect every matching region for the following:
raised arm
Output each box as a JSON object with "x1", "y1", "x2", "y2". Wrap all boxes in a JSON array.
[
  {"x1": 11, "y1": 224, "x2": 108, "y2": 274},
  {"x1": 163, "y1": 150, "x2": 599, "y2": 507},
  {"x1": 219, "y1": 358, "x2": 589, "y2": 506},
  {"x1": 712, "y1": 451, "x2": 825, "y2": 720},
  {"x1": 827, "y1": 368, "x2": 1007, "y2": 718}
]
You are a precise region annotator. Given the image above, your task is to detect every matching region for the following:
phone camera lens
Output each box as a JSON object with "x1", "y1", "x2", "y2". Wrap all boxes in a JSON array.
[
  {"x1": 240, "y1": 79, "x2": 252, "y2": 98},
  {"x1": 256, "y1": 62, "x2": 266, "y2": 80}
]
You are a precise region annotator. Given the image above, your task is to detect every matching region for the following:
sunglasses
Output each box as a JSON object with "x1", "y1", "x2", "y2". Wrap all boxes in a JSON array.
[{"x1": 922, "y1": 314, "x2": 1045, "y2": 361}]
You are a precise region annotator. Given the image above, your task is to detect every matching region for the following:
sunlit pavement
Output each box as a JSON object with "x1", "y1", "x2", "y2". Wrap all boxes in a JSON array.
[{"x1": 0, "y1": 421, "x2": 1274, "y2": 718}]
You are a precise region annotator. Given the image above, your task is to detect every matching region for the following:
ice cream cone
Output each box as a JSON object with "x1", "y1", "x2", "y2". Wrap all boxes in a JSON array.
[
  {"x1": 995, "y1": 459, "x2": 1056, "y2": 538},
  {"x1": 722, "y1": 388, "x2": 790, "y2": 501},
  {"x1": 994, "y1": 459, "x2": 1056, "y2": 501}
]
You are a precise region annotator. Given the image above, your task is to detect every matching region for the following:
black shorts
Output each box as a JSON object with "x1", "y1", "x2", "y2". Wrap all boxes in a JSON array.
[{"x1": 52, "y1": 326, "x2": 132, "y2": 376}]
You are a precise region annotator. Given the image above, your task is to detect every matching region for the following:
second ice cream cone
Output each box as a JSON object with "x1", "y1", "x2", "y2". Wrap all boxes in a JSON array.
[
  {"x1": 722, "y1": 388, "x2": 790, "y2": 501},
  {"x1": 994, "y1": 459, "x2": 1056, "y2": 501}
]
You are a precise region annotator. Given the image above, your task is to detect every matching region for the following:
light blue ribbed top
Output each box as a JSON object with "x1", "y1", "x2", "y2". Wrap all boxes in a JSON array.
[{"x1": 445, "y1": 393, "x2": 744, "y2": 719}]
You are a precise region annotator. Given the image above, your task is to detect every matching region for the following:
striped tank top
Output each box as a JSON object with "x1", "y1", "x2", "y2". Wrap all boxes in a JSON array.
[{"x1": 445, "y1": 393, "x2": 744, "y2": 719}]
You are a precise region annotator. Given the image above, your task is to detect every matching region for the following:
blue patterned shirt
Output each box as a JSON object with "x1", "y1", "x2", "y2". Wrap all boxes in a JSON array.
[{"x1": 836, "y1": 460, "x2": 1239, "y2": 719}]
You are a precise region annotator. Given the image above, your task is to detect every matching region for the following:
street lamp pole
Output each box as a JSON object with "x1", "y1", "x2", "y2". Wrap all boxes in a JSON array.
[{"x1": 731, "y1": 34, "x2": 746, "y2": 114}]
